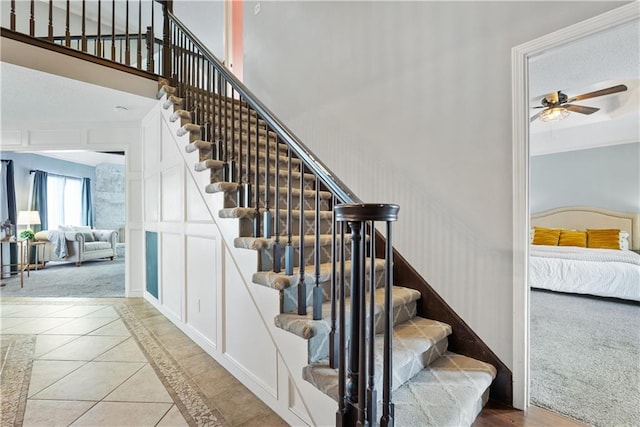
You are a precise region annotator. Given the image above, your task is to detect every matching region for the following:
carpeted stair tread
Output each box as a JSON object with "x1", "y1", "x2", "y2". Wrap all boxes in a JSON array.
[
  {"x1": 275, "y1": 286, "x2": 422, "y2": 339},
  {"x1": 303, "y1": 351, "x2": 495, "y2": 427},
  {"x1": 235, "y1": 234, "x2": 340, "y2": 251},
  {"x1": 194, "y1": 159, "x2": 225, "y2": 172},
  {"x1": 157, "y1": 83, "x2": 176, "y2": 99},
  {"x1": 219, "y1": 207, "x2": 332, "y2": 221},
  {"x1": 170, "y1": 109, "x2": 193, "y2": 125},
  {"x1": 302, "y1": 316, "x2": 453, "y2": 397},
  {"x1": 177, "y1": 123, "x2": 201, "y2": 137},
  {"x1": 186, "y1": 140, "x2": 213, "y2": 153},
  {"x1": 253, "y1": 258, "x2": 386, "y2": 291},
  {"x1": 389, "y1": 352, "x2": 496, "y2": 427},
  {"x1": 162, "y1": 95, "x2": 184, "y2": 110},
  {"x1": 204, "y1": 171, "x2": 315, "y2": 194},
  {"x1": 205, "y1": 182, "x2": 240, "y2": 194}
]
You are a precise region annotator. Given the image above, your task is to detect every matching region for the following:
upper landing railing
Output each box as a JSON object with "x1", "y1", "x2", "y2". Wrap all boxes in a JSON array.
[{"x1": 1, "y1": 0, "x2": 168, "y2": 75}]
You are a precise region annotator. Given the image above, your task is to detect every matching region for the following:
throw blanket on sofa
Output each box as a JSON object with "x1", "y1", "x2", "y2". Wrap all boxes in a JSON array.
[{"x1": 38, "y1": 230, "x2": 68, "y2": 258}]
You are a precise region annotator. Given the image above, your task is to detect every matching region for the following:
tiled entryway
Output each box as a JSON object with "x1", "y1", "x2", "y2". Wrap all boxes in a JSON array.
[{"x1": 1, "y1": 298, "x2": 286, "y2": 426}]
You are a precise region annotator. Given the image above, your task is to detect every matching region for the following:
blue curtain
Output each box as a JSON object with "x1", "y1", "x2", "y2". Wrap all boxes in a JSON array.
[
  {"x1": 30, "y1": 170, "x2": 48, "y2": 232},
  {"x1": 81, "y1": 178, "x2": 94, "y2": 228},
  {"x1": 1, "y1": 160, "x2": 18, "y2": 273}
]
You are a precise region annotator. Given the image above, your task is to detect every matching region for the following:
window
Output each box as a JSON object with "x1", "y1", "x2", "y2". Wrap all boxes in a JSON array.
[{"x1": 47, "y1": 175, "x2": 82, "y2": 229}]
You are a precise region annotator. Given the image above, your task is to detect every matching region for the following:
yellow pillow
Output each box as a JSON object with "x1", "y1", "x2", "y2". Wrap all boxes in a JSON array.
[
  {"x1": 532, "y1": 227, "x2": 561, "y2": 246},
  {"x1": 587, "y1": 229, "x2": 620, "y2": 250},
  {"x1": 558, "y1": 230, "x2": 587, "y2": 247}
]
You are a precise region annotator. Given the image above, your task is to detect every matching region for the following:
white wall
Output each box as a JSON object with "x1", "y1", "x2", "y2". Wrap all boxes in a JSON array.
[
  {"x1": 172, "y1": 0, "x2": 225, "y2": 60},
  {"x1": 531, "y1": 142, "x2": 640, "y2": 214},
  {"x1": 241, "y1": 1, "x2": 628, "y2": 368}
]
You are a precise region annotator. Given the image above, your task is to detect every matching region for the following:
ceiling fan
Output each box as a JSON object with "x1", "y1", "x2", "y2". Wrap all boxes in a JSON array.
[{"x1": 530, "y1": 84, "x2": 628, "y2": 123}]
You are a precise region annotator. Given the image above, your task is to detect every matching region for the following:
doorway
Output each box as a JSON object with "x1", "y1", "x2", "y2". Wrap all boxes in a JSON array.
[
  {"x1": 0, "y1": 150, "x2": 126, "y2": 298},
  {"x1": 511, "y1": 1, "x2": 639, "y2": 413}
]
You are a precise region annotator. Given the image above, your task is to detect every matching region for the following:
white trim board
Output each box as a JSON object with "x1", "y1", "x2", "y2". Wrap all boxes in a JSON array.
[{"x1": 511, "y1": 2, "x2": 640, "y2": 410}]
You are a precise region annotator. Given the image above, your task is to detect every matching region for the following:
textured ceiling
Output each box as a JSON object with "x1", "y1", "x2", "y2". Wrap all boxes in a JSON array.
[
  {"x1": 0, "y1": 62, "x2": 157, "y2": 128},
  {"x1": 529, "y1": 19, "x2": 639, "y2": 155}
]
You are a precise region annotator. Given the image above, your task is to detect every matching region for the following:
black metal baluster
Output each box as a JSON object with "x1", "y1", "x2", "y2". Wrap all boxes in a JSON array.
[
  {"x1": 346, "y1": 218, "x2": 362, "y2": 418},
  {"x1": 149, "y1": 1, "x2": 155, "y2": 72},
  {"x1": 253, "y1": 118, "x2": 261, "y2": 237},
  {"x1": 96, "y1": 0, "x2": 101, "y2": 56},
  {"x1": 272, "y1": 135, "x2": 281, "y2": 273},
  {"x1": 285, "y1": 148, "x2": 294, "y2": 275},
  {"x1": 204, "y1": 60, "x2": 212, "y2": 146},
  {"x1": 10, "y1": 0, "x2": 16, "y2": 31},
  {"x1": 65, "y1": 0, "x2": 70, "y2": 46},
  {"x1": 237, "y1": 95, "x2": 245, "y2": 205},
  {"x1": 137, "y1": 0, "x2": 142, "y2": 68},
  {"x1": 48, "y1": 0, "x2": 53, "y2": 41},
  {"x1": 223, "y1": 78, "x2": 230, "y2": 177},
  {"x1": 357, "y1": 217, "x2": 367, "y2": 425},
  {"x1": 329, "y1": 196, "x2": 338, "y2": 368},
  {"x1": 124, "y1": 0, "x2": 130, "y2": 65},
  {"x1": 111, "y1": 0, "x2": 116, "y2": 60},
  {"x1": 228, "y1": 87, "x2": 236, "y2": 182},
  {"x1": 263, "y1": 124, "x2": 272, "y2": 238},
  {"x1": 312, "y1": 177, "x2": 322, "y2": 320},
  {"x1": 336, "y1": 220, "x2": 347, "y2": 427},
  {"x1": 243, "y1": 99, "x2": 251, "y2": 207},
  {"x1": 380, "y1": 218, "x2": 395, "y2": 427},
  {"x1": 29, "y1": 0, "x2": 35, "y2": 36},
  {"x1": 297, "y1": 163, "x2": 306, "y2": 315},
  {"x1": 216, "y1": 70, "x2": 223, "y2": 160},
  {"x1": 367, "y1": 221, "x2": 377, "y2": 425},
  {"x1": 81, "y1": 0, "x2": 86, "y2": 52}
]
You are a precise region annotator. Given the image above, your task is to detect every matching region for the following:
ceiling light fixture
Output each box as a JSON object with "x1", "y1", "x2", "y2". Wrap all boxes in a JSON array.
[{"x1": 538, "y1": 106, "x2": 569, "y2": 122}]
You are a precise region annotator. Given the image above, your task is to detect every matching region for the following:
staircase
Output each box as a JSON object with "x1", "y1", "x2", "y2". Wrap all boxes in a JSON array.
[{"x1": 157, "y1": 72, "x2": 497, "y2": 425}]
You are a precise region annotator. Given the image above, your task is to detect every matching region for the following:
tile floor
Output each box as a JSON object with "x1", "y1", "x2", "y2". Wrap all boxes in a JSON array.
[{"x1": 1, "y1": 297, "x2": 287, "y2": 427}]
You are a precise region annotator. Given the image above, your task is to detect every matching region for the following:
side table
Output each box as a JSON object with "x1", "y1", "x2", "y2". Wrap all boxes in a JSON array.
[
  {"x1": 0, "y1": 239, "x2": 27, "y2": 288},
  {"x1": 28, "y1": 240, "x2": 47, "y2": 271}
]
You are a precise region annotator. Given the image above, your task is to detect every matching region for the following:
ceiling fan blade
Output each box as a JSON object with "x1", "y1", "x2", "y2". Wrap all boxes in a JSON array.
[
  {"x1": 567, "y1": 84, "x2": 628, "y2": 103},
  {"x1": 565, "y1": 104, "x2": 600, "y2": 115},
  {"x1": 530, "y1": 111, "x2": 542, "y2": 122}
]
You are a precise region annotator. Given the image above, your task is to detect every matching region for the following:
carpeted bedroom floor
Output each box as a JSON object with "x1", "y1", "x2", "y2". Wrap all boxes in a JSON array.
[
  {"x1": 530, "y1": 289, "x2": 640, "y2": 427},
  {"x1": 0, "y1": 258, "x2": 124, "y2": 298}
]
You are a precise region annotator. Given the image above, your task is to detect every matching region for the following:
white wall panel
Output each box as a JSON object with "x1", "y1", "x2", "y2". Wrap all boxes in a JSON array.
[
  {"x1": 29, "y1": 129, "x2": 83, "y2": 145},
  {"x1": 87, "y1": 127, "x2": 139, "y2": 145},
  {"x1": 128, "y1": 228, "x2": 144, "y2": 296},
  {"x1": 161, "y1": 165, "x2": 184, "y2": 222},
  {"x1": 128, "y1": 178, "x2": 143, "y2": 224},
  {"x1": 186, "y1": 235, "x2": 218, "y2": 346},
  {"x1": 186, "y1": 174, "x2": 213, "y2": 221},
  {"x1": 161, "y1": 232, "x2": 184, "y2": 320},
  {"x1": 1, "y1": 130, "x2": 22, "y2": 146},
  {"x1": 161, "y1": 119, "x2": 182, "y2": 167},
  {"x1": 224, "y1": 248, "x2": 278, "y2": 396},
  {"x1": 143, "y1": 108, "x2": 161, "y2": 173},
  {"x1": 144, "y1": 175, "x2": 159, "y2": 222}
]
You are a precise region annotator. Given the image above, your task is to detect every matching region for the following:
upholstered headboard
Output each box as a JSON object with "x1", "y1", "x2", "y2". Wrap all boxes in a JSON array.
[{"x1": 531, "y1": 206, "x2": 640, "y2": 250}]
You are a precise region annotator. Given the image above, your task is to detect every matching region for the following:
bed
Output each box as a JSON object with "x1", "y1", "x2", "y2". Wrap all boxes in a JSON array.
[{"x1": 530, "y1": 206, "x2": 640, "y2": 302}]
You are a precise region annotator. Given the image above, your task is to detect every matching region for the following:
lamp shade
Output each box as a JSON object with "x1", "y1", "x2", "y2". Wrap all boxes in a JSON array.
[{"x1": 17, "y1": 210, "x2": 41, "y2": 226}]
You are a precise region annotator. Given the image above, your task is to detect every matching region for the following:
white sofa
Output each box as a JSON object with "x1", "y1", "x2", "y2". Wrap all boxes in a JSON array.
[{"x1": 34, "y1": 227, "x2": 118, "y2": 267}]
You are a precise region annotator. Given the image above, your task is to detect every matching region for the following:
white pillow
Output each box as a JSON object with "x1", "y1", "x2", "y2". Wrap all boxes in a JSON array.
[
  {"x1": 58, "y1": 225, "x2": 74, "y2": 232},
  {"x1": 620, "y1": 231, "x2": 630, "y2": 251}
]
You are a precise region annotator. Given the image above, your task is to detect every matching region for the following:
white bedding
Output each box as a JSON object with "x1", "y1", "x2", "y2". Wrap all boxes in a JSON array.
[{"x1": 529, "y1": 245, "x2": 640, "y2": 301}]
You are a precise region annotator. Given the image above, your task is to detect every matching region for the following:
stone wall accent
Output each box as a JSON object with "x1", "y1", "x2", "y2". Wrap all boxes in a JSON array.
[{"x1": 94, "y1": 163, "x2": 125, "y2": 241}]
